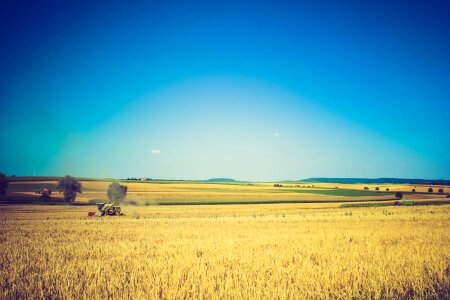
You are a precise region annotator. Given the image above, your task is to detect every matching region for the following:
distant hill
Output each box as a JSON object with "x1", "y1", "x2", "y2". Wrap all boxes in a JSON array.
[
  {"x1": 205, "y1": 178, "x2": 238, "y2": 183},
  {"x1": 300, "y1": 178, "x2": 450, "y2": 185}
]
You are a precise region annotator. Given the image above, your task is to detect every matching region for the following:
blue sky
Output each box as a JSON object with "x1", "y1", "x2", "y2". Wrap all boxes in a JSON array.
[{"x1": 1, "y1": 0, "x2": 449, "y2": 180}]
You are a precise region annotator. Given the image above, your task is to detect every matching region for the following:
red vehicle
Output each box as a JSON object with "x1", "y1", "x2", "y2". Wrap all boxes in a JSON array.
[{"x1": 40, "y1": 189, "x2": 52, "y2": 200}]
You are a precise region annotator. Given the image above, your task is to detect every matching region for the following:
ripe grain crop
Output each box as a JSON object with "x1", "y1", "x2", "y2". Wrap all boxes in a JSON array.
[{"x1": 0, "y1": 204, "x2": 449, "y2": 299}]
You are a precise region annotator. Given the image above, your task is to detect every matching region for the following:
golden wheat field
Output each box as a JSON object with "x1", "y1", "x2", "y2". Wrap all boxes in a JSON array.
[{"x1": 0, "y1": 204, "x2": 449, "y2": 299}]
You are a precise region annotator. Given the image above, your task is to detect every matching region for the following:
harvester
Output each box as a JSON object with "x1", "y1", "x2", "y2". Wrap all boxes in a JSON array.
[
  {"x1": 36, "y1": 189, "x2": 52, "y2": 200},
  {"x1": 88, "y1": 202, "x2": 122, "y2": 217}
]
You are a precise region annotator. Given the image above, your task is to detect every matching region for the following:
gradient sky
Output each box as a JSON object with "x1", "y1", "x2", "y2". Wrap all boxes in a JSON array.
[{"x1": 1, "y1": 0, "x2": 449, "y2": 180}]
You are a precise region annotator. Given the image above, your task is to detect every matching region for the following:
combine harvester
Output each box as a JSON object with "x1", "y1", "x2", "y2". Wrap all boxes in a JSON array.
[{"x1": 88, "y1": 202, "x2": 123, "y2": 217}]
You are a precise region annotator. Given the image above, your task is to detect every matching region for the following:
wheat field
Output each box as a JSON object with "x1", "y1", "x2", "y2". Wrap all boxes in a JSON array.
[{"x1": 0, "y1": 204, "x2": 449, "y2": 299}]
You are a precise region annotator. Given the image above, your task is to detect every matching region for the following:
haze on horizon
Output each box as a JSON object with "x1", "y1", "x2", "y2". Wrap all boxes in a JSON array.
[{"x1": 1, "y1": 0, "x2": 449, "y2": 181}]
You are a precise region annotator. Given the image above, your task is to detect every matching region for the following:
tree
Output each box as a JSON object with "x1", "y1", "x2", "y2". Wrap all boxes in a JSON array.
[
  {"x1": 411, "y1": 188, "x2": 416, "y2": 193},
  {"x1": 363, "y1": 187, "x2": 369, "y2": 190},
  {"x1": 0, "y1": 172, "x2": 9, "y2": 196},
  {"x1": 57, "y1": 176, "x2": 82, "y2": 202},
  {"x1": 428, "y1": 187, "x2": 433, "y2": 193},
  {"x1": 395, "y1": 192, "x2": 403, "y2": 199},
  {"x1": 438, "y1": 188, "x2": 444, "y2": 194},
  {"x1": 386, "y1": 188, "x2": 390, "y2": 191},
  {"x1": 107, "y1": 182, "x2": 128, "y2": 203},
  {"x1": 375, "y1": 187, "x2": 379, "y2": 191}
]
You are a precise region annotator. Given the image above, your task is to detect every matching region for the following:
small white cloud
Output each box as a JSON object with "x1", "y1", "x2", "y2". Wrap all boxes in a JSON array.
[
  {"x1": 151, "y1": 149, "x2": 161, "y2": 155},
  {"x1": 274, "y1": 132, "x2": 280, "y2": 137}
]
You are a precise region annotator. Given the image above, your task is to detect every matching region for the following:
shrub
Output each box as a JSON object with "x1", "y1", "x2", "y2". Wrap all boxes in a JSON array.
[
  {"x1": 438, "y1": 188, "x2": 444, "y2": 194},
  {"x1": 395, "y1": 192, "x2": 403, "y2": 199},
  {"x1": 386, "y1": 188, "x2": 390, "y2": 191},
  {"x1": 107, "y1": 182, "x2": 128, "y2": 203},
  {"x1": 364, "y1": 187, "x2": 369, "y2": 190},
  {"x1": 0, "y1": 172, "x2": 9, "y2": 196},
  {"x1": 375, "y1": 187, "x2": 379, "y2": 191},
  {"x1": 428, "y1": 188, "x2": 433, "y2": 193},
  {"x1": 57, "y1": 176, "x2": 82, "y2": 202}
]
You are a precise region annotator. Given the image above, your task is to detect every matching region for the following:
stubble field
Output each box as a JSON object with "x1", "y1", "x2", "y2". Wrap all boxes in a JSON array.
[{"x1": 4, "y1": 179, "x2": 449, "y2": 205}]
